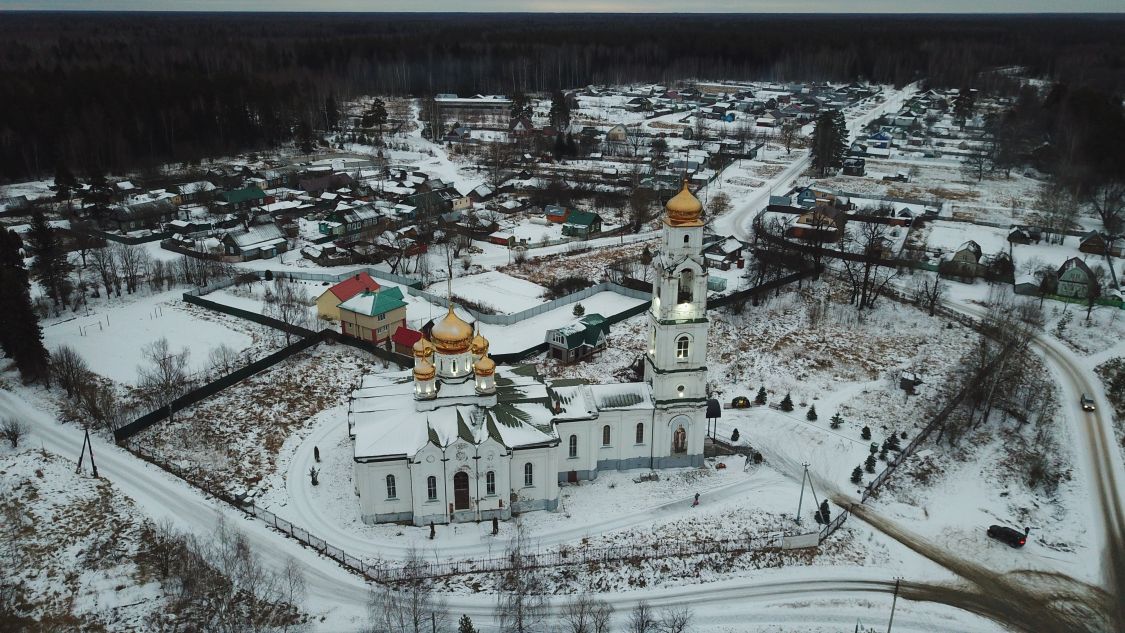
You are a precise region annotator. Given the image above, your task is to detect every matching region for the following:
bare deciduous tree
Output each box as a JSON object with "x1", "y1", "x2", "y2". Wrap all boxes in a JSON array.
[
  {"x1": 561, "y1": 595, "x2": 613, "y2": 633},
  {"x1": 90, "y1": 246, "x2": 120, "y2": 298},
  {"x1": 627, "y1": 601, "x2": 657, "y2": 633},
  {"x1": 496, "y1": 524, "x2": 548, "y2": 633},
  {"x1": 114, "y1": 243, "x2": 150, "y2": 294},
  {"x1": 265, "y1": 278, "x2": 312, "y2": 345},
  {"x1": 136, "y1": 337, "x2": 192, "y2": 421},
  {"x1": 208, "y1": 343, "x2": 242, "y2": 378},
  {"x1": 912, "y1": 275, "x2": 947, "y2": 316},
  {"x1": 657, "y1": 606, "x2": 693, "y2": 633},
  {"x1": 1, "y1": 418, "x2": 29, "y2": 448},
  {"x1": 50, "y1": 344, "x2": 89, "y2": 400},
  {"x1": 368, "y1": 549, "x2": 449, "y2": 633}
]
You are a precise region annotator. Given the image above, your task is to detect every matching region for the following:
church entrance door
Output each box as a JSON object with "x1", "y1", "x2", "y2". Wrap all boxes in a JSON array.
[{"x1": 453, "y1": 472, "x2": 471, "y2": 510}]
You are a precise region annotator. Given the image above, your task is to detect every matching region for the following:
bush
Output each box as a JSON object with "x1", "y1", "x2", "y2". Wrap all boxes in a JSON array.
[
  {"x1": 572, "y1": 302, "x2": 585, "y2": 317},
  {"x1": 730, "y1": 428, "x2": 740, "y2": 442},
  {"x1": 543, "y1": 275, "x2": 595, "y2": 300},
  {"x1": 1, "y1": 417, "x2": 30, "y2": 448},
  {"x1": 780, "y1": 392, "x2": 794, "y2": 412},
  {"x1": 806, "y1": 405, "x2": 817, "y2": 421},
  {"x1": 861, "y1": 426, "x2": 871, "y2": 440}
]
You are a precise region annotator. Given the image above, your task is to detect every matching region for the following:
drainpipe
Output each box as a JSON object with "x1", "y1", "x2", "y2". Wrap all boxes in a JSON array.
[
  {"x1": 650, "y1": 406, "x2": 657, "y2": 470},
  {"x1": 441, "y1": 447, "x2": 450, "y2": 525},
  {"x1": 473, "y1": 446, "x2": 482, "y2": 522}
]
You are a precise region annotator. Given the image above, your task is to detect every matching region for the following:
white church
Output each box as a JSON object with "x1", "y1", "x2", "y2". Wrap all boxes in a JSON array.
[{"x1": 347, "y1": 183, "x2": 712, "y2": 526}]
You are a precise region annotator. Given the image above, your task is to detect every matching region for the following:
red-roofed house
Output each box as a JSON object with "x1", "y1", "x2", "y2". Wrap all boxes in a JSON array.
[
  {"x1": 316, "y1": 272, "x2": 381, "y2": 321},
  {"x1": 390, "y1": 325, "x2": 423, "y2": 355}
]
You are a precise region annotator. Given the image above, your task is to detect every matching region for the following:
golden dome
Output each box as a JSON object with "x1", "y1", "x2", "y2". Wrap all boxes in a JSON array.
[
  {"x1": 473, "y1": 354, "x2": 496, "y2": 377},
  {"x1": 412, "y1": 337, "x2": 434, "y2": 358},
  {"x1": 665, "y1": 181, "x2": 704, "y2": 227},
  {"x1": 430, "y1": 304, "x2": 474, "y2": 354},
  {"x1": 471, "y1": 332, "x2": 489, "y2": 356},
  {"x1": 413, "y1": 358, "x2": 435, "y2": 381}
]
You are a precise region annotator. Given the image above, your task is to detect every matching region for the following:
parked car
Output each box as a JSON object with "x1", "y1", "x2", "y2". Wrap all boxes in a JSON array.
[
  {"x1": 731, "y1": 396, "x2": 751, "y2": 409},
  {"x1": 1080, "y1": 393, "x2": 1096, "y2": 412},
  {"x1": 986, "y1": 525, "x2": 1028, "y2": 548}
]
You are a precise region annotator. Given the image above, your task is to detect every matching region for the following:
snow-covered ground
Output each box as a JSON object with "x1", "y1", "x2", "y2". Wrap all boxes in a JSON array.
[{"x1": 41, "y1": 288, "x2": 260, "y2": 384}]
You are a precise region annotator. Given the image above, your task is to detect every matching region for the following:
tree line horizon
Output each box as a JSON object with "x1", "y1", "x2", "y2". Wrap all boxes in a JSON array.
[{"x1": 1, "y1": 12, "x2": 1122, "y2": 182}]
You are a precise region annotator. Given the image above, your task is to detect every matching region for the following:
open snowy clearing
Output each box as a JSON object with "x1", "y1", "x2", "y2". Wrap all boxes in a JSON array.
[{"x1": 40, "y1": 288, "x2": 260, "y2": 384}]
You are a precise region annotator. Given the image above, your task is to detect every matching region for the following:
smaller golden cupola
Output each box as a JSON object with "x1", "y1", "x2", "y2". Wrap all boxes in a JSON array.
[
  {"x1": 473, "y1": 354, "x2": 495, "y2": 377},
  {"x1": 471, "y1": 331, "x2": 490, "y2": 358},
  {"x1": 413, "y1": 358, "x2": 436, "y2": 381},
  {"x1": 412, "y1": 337, "x2": 435, "y2": 358},
  {"x1": 664, "y1": 180, "x2": 704, "y2": 227}
]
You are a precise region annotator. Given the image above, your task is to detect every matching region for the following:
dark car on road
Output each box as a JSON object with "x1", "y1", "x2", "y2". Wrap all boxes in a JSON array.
[
  {"x1": 987, "y1": 525, "x2": 1028, "y2": 548},
  {"x1": 1081, "y1": 393, "x2": 1096, "y2": 412}
]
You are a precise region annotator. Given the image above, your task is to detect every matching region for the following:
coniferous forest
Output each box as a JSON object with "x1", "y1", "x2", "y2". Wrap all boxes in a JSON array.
[{"x1": 1, "y1": 12, "x2": 1123, "y2": 183}]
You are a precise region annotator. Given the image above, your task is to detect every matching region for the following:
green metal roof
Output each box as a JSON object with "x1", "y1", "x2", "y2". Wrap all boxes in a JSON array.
[
  {"x1": 218, "y1": 187, "x2": 266, "y2": 204},
  {"x1": 338, "y1": 286, "x2": 406, "y2": 317},
  {"x1": 564, "y1": 210, "x2": 601, "y2": 227}
]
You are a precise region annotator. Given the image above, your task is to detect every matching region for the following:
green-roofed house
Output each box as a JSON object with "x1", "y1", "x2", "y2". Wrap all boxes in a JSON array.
[
  {"x1": 545, "y1": 313, "x2": 609, "y2": 363},
  {"x1": 217, "y1": 186, "x2": 267, "y2": 212},
  {"x1": 561, "y1": 210, "x2": 603, "y2": 238},
  {"x1": 338, "y1": 286, "x2": 408, "y2": 345}
]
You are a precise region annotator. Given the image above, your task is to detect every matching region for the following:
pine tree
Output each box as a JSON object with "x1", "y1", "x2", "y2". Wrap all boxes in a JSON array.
[
  {"x1": 954, "y1": 86, "x2": 975, "y2": 123},
  {"x1": 573, "y1": 302, "x2": 585, "y2": 317},
  {"x1": 806, "y1": 405, "x2": 817, "y2": 421},
  {"x1": 458, "y1": 615, "x2": 477, "y2": 633},
  {"x1": 861, "y1": 426, "x2": 871, "y2": 440},
  {"x1": 851, "y1": 466, "x2": 863, "y2": 484},
  {"x1": 865, "y1": 454, "x2": 877, "y2": 473},
  {"x1": 810, "y1": 109, "x2": 847, "y2": 176},
  {"x1": 731, "y1": 428, "x2": 740, "y2": 442},
  {"x1": 27, "y1": 211, "x2": 73, "y2": 308},
  {"x1": 886, "y1": 432, "x2": 902, "y2": 451},
  {"x1": 755, "y1": 386, "x2": 767, "y2": 405},
  {"x1": 780, "y1": 392, "x2": 793, "y2": 412},
  {"x1": 830, "y1": 412, "x2": 843, "y2": 429},
  {"x1": 0, "y1": 229, "x2": 50, "y2": 383},
  {"x1": 549, "y1": 90, "x2": 571, "y2": 130},
  {"x1": 509, "y1": 93, "x2": 533, "y2": 121}
]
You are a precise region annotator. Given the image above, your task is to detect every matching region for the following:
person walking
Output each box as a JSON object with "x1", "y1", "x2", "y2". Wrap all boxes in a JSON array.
[{"x1": 692, "y1": 492, "x2": 700, "y2": 507}]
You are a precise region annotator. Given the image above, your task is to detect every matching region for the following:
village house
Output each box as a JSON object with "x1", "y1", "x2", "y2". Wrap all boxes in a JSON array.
[
  {"x1": 338, "y1": 286, "x2": 408, "y2": 345},
  {"x1": 217, "y1": 187, "x2": 267, "y2": 212},
  {"x1": 562, "y1": 210, "x2": 603, "y2": 238},
  {"x1": 102, "y1": 199, "x2": 179, "y2": 232},
  {"x1": 939, "y1": 241, "x2": 983, "y2": 280},
  {"x1": 1079, "y1": 231, "x2": 1120, "y2": 257},
  {"x1": 315, "y1": 272, "x2": 381, "y2": 322},
  {"x1": 1056, "y1": 257, "x2": 1099, "y2": 300},
  {"x1": 545, "y1": 313, "x2": 610, "y2": 363},
  {"x1": 702, "y1": 237, "x2": 745, "y2": 270},
  {"x1": 545, "y1": 204, "x2": 570, "y2": 224},
  {"x1": 220, "y1": 224, "x2": 287, "y2": 261},
  {"x1": 390, "y1": 325, "x2": 423, "y2": 355},
  {"x1": 788, "y1": 206, "x2": 846, "y2": 243}
]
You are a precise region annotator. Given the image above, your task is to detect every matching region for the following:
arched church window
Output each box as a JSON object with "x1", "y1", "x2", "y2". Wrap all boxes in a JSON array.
[
  {"x1": 523, "y1": 462, "x2": 534, "y2": 487},
  {"x1": 677, "y1": 269, "x2": 694, "y2": 304},
  {"x1": 486, "y1": 471, "x2": 496, "y2": 495},
  {"x1": 568, "y1": 434, "x2": 578, "y2": 458},
  {"x1": 683, "y1": 234, "x2": 690, "y2": 244},
  {"x1": 452, "y1": 359, "x2": 457, "y2": 373},
  {"x1": 386, "y1": 474, "x2": 397, "y2": 499},
  {"x1": 676, "y1": 335, "x2": 690, "y2": 360},
  {"x1": 635, "y1": 422, "x2": 645, "y2": 444},
  {"x1": 602, "y1": 425, "x2": 611, "y2": 446},
  {"x1": 673, "y1": 426, "x2": 687, "y2": 454},
  {"x1": 426, "y1": 476, "x2": 437, "y2": 501}
]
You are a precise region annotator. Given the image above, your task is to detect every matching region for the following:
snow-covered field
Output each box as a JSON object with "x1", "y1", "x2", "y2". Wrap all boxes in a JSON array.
[
  {"x1": 427, "y1": 270, "x2": 549, "y2": 314},
  {"x1": 41, "y1": 288, "x2": 260, "y2": 384}
]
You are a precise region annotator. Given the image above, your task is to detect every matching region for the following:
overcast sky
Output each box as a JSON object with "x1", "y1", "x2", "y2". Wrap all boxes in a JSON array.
[{"x1": 1, "y1": 0, "x2": 1122, "y2": 12}]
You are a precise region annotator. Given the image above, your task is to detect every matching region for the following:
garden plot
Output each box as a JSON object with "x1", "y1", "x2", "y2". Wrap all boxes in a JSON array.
[
  {"x1": 41, "y1": 288, "x2": 259, "y2": 384},
  {"x1": 130, "y1": 345, "x2": 381, "y2": 493},
  {"x1": 499, "y1": 239, "x2": 655, "y2": 287},
  {"x1": 426, "y1": 270, "x2": 549, "y2": 314}
]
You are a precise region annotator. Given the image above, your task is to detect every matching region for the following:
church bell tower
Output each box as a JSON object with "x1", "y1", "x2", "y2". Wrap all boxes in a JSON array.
[{"x1": 644, "y1": 181, "x2": 708, "y2": 467}]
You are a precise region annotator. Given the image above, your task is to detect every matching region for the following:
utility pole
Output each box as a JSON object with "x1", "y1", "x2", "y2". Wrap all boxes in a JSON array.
[
  {"x1": 76, "y1": 426, "x2": 99, "y2": 478},
  {"x1": 887, "y1": 577, "x2": 900, "y2": 633}
]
